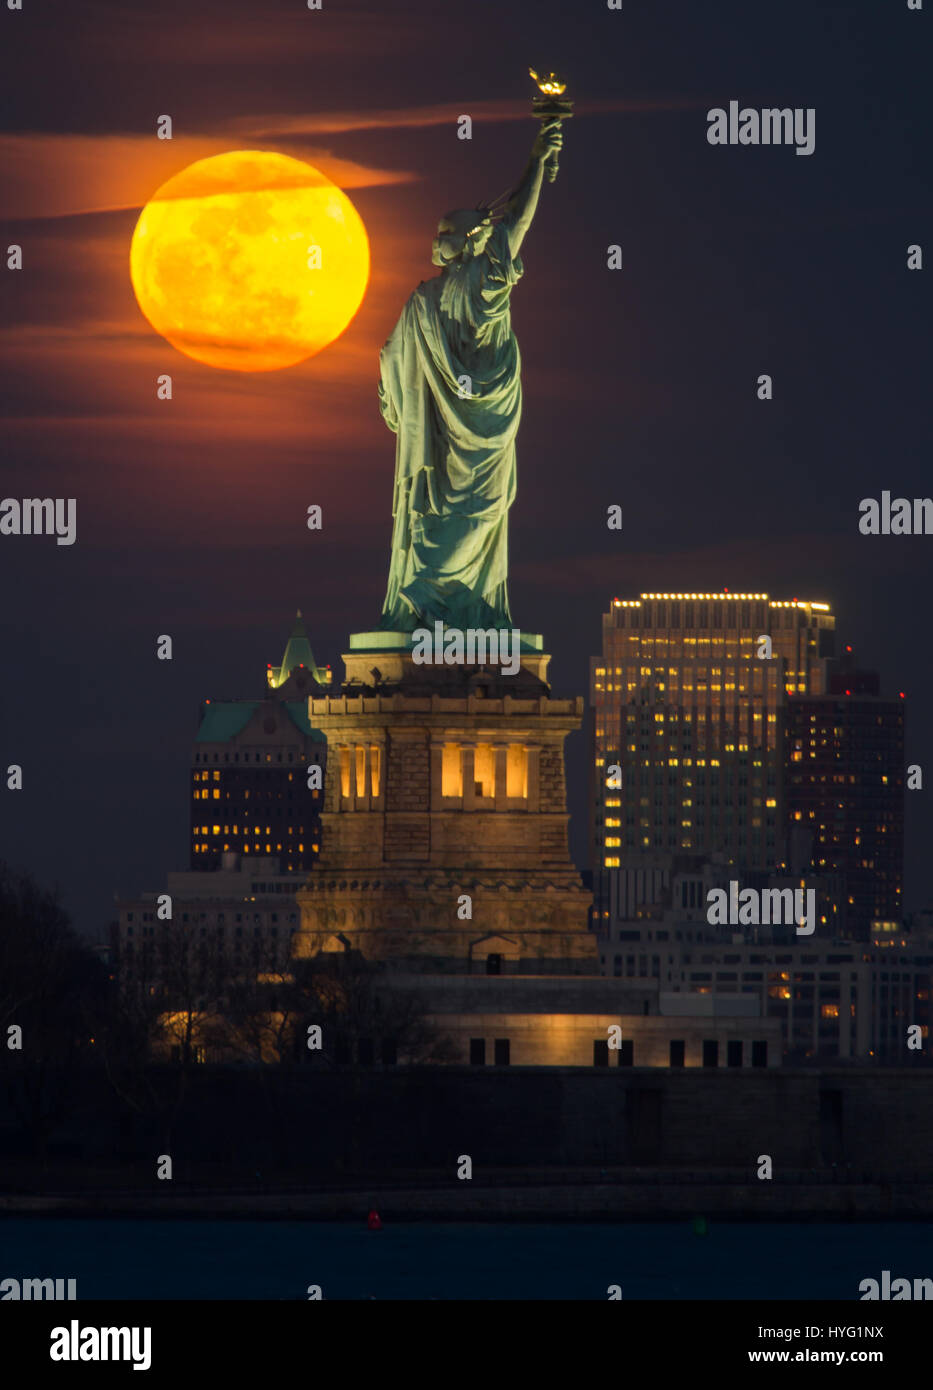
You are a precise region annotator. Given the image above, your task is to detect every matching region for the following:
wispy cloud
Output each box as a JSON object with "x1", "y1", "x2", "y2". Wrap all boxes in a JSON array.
[
  {"x1": 224, "y1": 94, "x2": 699, "y2": 139},
  {"x1": 0, "y1": 134, "x2": 414, "y2": 224}
]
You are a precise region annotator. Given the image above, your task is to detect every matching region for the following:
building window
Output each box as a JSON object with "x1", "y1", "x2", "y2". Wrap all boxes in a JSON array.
[
  {"x1": 618, "y1": 1039, "x2": 634, "y2": 1067},
  {"x1": 442, "y1": 743, "x2": 463, "y2": 798},
  {"x1": 381, "y1": 1039, "x2": 398, "y2": 1066},
  {"x1": 494, "y1": 1038, "x2": 510, "y2": 1066},
  {"x1": 751, "y1": 1040, "x2": 768, "y2": 1068},
  {"x1": 507, "y1": 744, "x2": 528, "y2": 798},
  {"x1": 469, "y1": 1038, "x2": 486, "y2": 1066},
  {"x1": 355, "y1": 746, "x2": 366, "y2": 798},
  {"x1": 702, "y1": 1039, "x2": 719, "y2": 1068},
  {"x1": 358, "y1": 1038, "x2": 375, "y2": 1066},
  {"x1": 474, "y1": 744, "x2": 495, "y2": 799},
  {"x1": 339, "y1": 747, "x2": 351, "y2": 799},
  {"x1": 670, "y1": 1039, "x2": 685, "y2": 1068},
  {"x1": 727, "y1": 1039, "x2": 743, "y2": 1068},
  {"x1": 594, "y1": 1039, "x2": 610, "y2": 1067},
  {"x1": 486, "y1": 953, "x2": 502, "y2": 976},
  {"x1": 369, "y1": 745, "x2": 381, "y2": 797}
]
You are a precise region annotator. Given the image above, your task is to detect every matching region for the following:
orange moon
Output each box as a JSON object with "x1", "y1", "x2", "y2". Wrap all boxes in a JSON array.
[{"x1": 130, "y1": 150, "x2": 370, "y2": 371}]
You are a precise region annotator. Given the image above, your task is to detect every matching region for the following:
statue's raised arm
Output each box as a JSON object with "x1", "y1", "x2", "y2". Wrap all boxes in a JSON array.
[{"x1": 501, "y1": 119, "x2": 563, "y2": 260}]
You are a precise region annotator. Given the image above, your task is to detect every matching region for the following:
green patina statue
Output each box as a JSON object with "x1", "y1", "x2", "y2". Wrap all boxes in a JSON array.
[{"x1": 377, "y1": 117, "x2": 564, "y2": 632}]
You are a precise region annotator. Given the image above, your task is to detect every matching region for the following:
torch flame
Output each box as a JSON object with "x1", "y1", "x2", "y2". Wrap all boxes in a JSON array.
[{"x1": 529, "y1": 67, "x2": 567, "y2": 97}]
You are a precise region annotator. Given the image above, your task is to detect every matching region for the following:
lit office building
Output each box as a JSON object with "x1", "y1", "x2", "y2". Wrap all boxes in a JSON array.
[
  {"x1": 190, "y1": 612, "x2": 328, "y2": 872},
  {"x1": 591, "y1": 591, "x2": 835, "y2": 873}
]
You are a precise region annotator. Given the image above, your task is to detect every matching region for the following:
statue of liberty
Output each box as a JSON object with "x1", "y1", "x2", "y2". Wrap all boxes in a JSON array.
[{"x1": 377, "y1": 117, "x2": 564, "y2": 632}]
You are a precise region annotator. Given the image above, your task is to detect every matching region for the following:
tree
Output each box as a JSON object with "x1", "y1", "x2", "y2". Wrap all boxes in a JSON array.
[
  {"x1": 0, "y1": 863, "x2": 107, "y2": 1158},
  {"x1": 291, "y1": 950, "x2": 458, "y2": 1066}
]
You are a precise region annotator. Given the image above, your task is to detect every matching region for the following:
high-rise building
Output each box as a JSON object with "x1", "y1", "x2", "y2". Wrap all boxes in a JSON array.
[
  {"x1": 190, "y1": 612, "x2": 329, "y2": 872},
  {"x1": 785, "y1": 665, "x2": 905, "y2": 935},
  {"x1": 591, "y1": 591, "x2": 835, "y2": 874}
]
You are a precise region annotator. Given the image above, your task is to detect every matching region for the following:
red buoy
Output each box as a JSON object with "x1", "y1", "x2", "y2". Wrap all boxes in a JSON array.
[{"x1": 367, "y1": 1209, "x2": 382, "y2": 1231}]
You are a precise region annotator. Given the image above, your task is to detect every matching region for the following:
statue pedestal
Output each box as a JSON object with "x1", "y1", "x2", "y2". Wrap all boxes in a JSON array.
[{"x1": 295, "y1": 660, "x2": 596, "y2": 974}]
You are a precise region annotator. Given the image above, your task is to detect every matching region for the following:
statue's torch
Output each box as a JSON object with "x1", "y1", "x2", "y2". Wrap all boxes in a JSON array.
[{"x1": 529, "y1": 68, "x2": 573, "y2": 183}]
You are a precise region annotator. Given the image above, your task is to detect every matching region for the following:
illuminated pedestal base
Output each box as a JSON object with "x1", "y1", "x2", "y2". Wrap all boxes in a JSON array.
[{"x1": 293, "y1": 645, "x2": 595, "y2": 974}]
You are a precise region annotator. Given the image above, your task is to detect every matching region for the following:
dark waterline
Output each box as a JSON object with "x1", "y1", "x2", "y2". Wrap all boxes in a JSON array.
[{"x1": 2, "y1": 1218, "x2": 931, "y2": 1299}]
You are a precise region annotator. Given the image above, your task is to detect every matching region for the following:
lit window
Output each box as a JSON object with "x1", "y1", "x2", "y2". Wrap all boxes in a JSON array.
[
  {"x1": 442, "y1": 743, "x2": 463, "y2": 797},
  {"x1": 474, "y1": 744, "x2": 495, "y2": 798},
  {"x1": 506, "y1": 745, "x2": 528, "y2": 798}
]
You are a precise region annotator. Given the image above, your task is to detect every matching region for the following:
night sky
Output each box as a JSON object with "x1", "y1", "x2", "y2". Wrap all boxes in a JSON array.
[{"x1": 1, "y1": 0, "x2": 930, "y2": 934}]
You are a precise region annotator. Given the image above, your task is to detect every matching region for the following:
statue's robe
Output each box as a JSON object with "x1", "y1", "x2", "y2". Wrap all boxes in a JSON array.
[{"x1": 378, "y1": 223, "x2": 523, "y2": 630}]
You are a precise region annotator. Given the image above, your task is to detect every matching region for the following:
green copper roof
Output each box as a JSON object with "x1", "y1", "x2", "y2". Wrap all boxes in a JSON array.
[
  {"x1": 196, "y1": 700, "x2": 323, "y2": 743},
  {"x1": 268, "y1": 610, "x2": 330, "y2": 688},
  {"x1": 196, "y1": 703, "x2": 259, "y2": 743}
]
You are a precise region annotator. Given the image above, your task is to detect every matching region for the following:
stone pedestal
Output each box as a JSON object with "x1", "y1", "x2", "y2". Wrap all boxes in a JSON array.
[{"x1": 294, "y1": 641, "x2": 596, "y2": 974}]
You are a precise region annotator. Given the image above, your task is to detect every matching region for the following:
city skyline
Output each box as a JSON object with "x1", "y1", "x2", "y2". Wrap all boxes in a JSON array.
[{"x1": 589, "y1": 588, "x2": 905, "y2": 938}]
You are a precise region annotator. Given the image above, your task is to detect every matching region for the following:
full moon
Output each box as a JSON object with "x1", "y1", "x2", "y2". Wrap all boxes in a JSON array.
[{"x1": 130, "y1": 150, "x2": 370, "y2": 371}]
